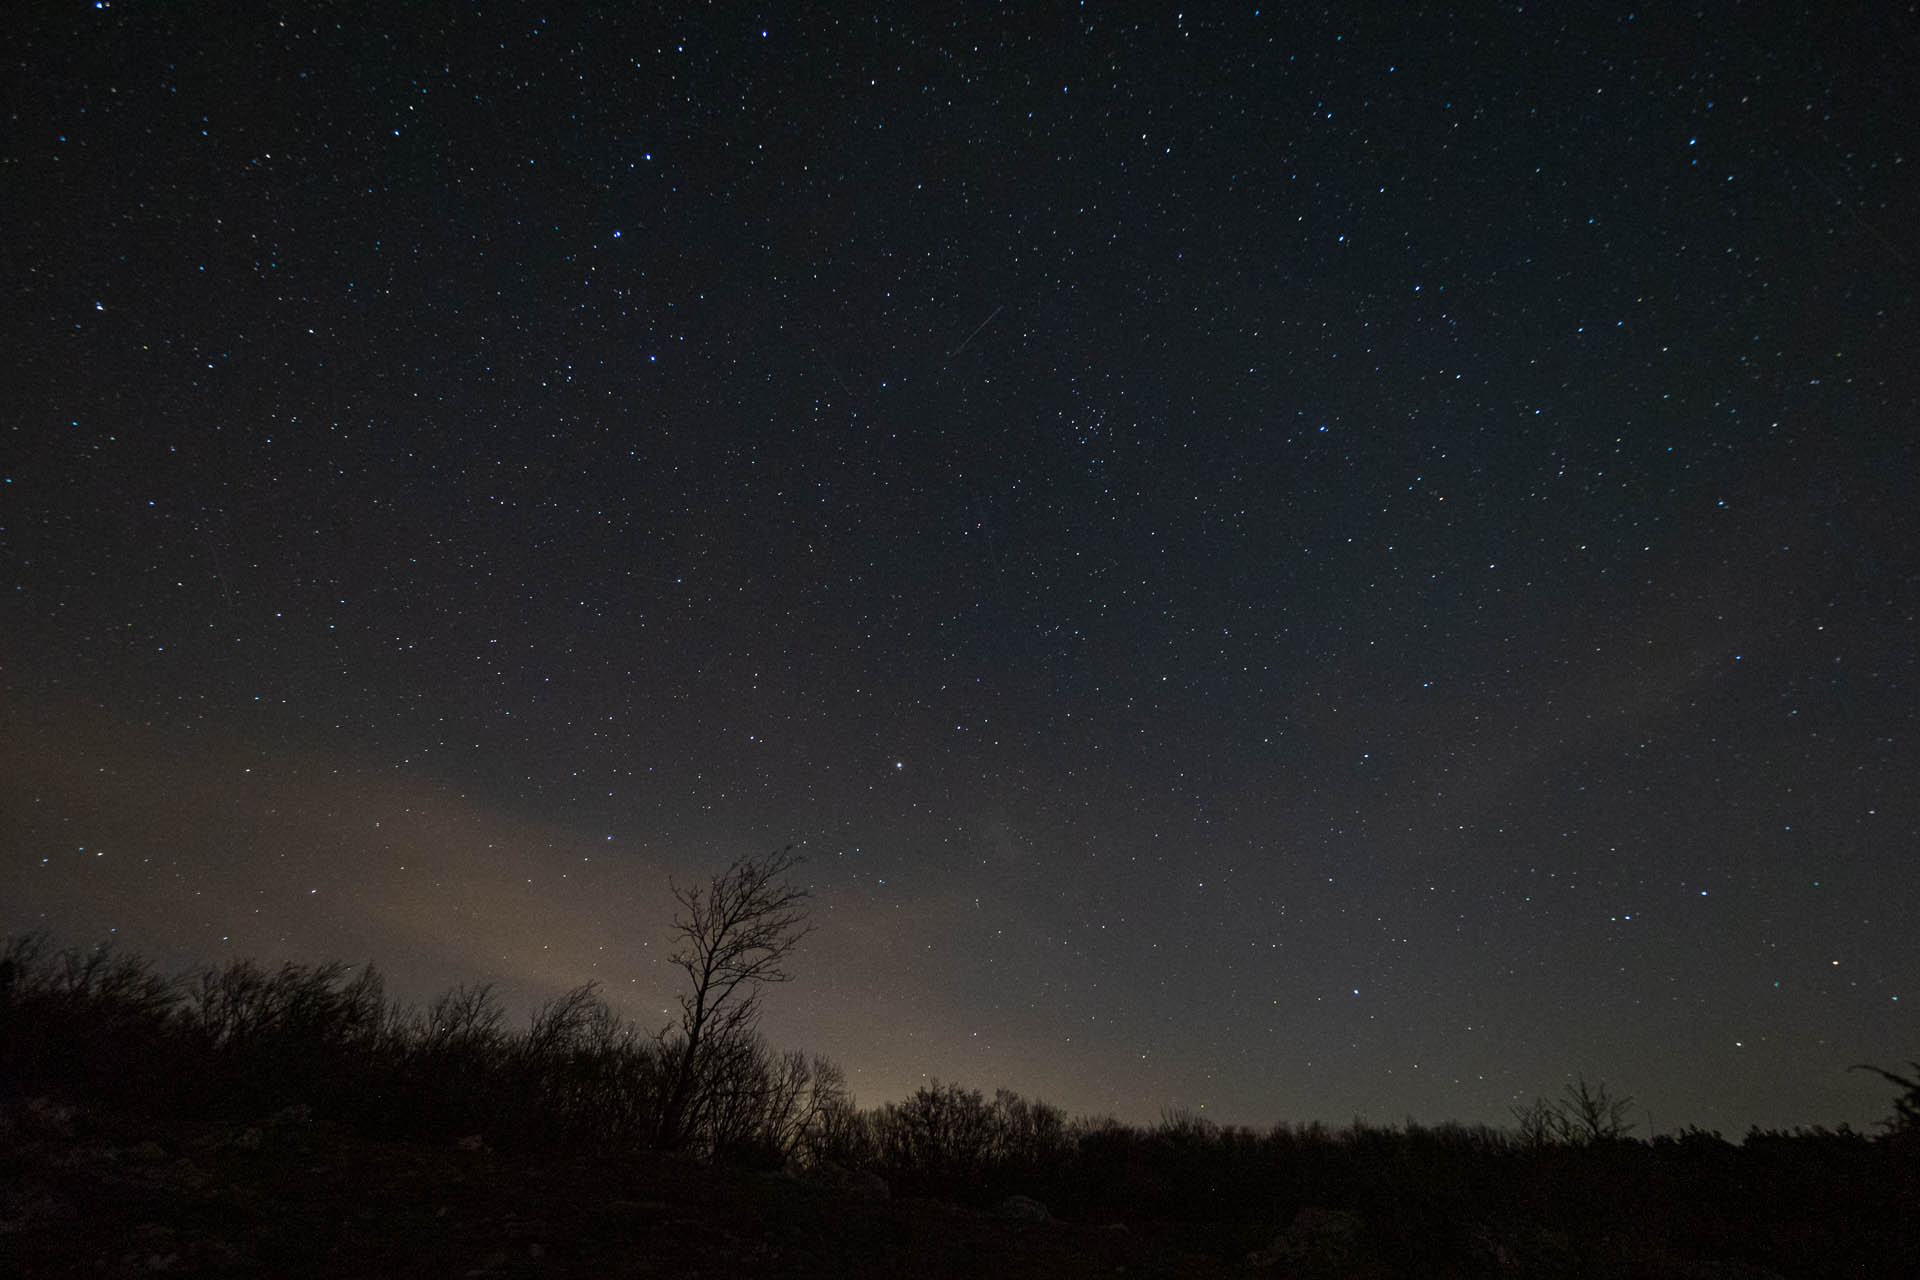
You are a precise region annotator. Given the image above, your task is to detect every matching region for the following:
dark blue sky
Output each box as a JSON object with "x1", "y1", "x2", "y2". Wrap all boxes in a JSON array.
[{"x1": 5, "y1": 4, "x2": 1915, "y2": 1134}]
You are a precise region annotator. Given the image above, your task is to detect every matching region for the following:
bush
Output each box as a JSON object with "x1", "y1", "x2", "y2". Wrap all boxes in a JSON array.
[
  {"x1": 0, "y1": 933, "x2": 846, "y2": 1161},
  {"x1": 7, "y1": 934, "x2": 1916, "y2": 1276}
]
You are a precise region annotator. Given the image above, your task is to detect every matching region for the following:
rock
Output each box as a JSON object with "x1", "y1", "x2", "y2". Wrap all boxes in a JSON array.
[
  {"x1": 467, "y1": 1249, "x2": 510, "y2": 1275},
  {"x1": 1248, "y1": 1206, "x2": 1364, "y2": 1270},
  {"x1": 264, "y1": 1103, "x2": 314, "y2": 1128},
  {"x1": 1466, "y1": 1221, "x2": 1518, "y2": 1271},
  {"x1": 0, "y1": 1188, "x2": 79, "y2": 1235},
  {"x1": 456, "y1": 1133, "x2": 488, "y2": 1151},
  {"x1": 992, "y1": 1194, "x2": 1051, "y2": 1224},
  {"x1": 163, "y1": 1157, "x2": 212, "y2": 1193},
  {"x1": 803, "y1": 1160, "x2": 890, "y2": 1201},
  {"x1": 3, "y1": 1096, "x2": 77, "y2": 1140},
  {"x1": 1467, "y1": 1221, "x2": 1575, "y2": 1272}
]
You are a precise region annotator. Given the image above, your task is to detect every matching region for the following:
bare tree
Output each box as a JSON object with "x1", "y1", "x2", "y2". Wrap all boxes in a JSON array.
[
  {"x1": 1850, "y1": 1062, "x2": 1920, "y2": 1134},
  {"x1": 1512, "y1": 1076, "x2": 1636, "y2": 1146},
  {"x1": 522, "y1": 982, "x2": 606, "y2": 1060},
  {"x1": 1559, "y1": 1075, "x2": 1635, "y2": 1142},
  {"x1": 1510, "y1": 1096, "x2": 1559, "y2": 1149},
  {"x1": 656, "y1": 846, "x2": 812, "y2": 1150}
]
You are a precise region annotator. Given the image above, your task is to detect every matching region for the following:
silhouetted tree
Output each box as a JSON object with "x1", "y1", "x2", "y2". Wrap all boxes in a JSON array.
[
  {"x1": 1512, "y1": 1076, "x2": 1635, "y2": 1145},
  {"x1": 1558, "y1": 1075, "x2": 1635, "y2": 1142},
  {"x1": 797, "y1": 1057, "x2": 867, "y2": 1166},
  {"x1": 876, "y1": 1080, "x2": 1003, "y2": 1190},
  {"x1": 656, "y1": 846, "x2": 812, "y2": 1150},
  {"x1": 522, "y1": 982, "x2": 607, "y2": 1060},
  {"x1": 1850, "y1": 1061, "x2": 1920, "y2": 1134},
  {"x1": 1511, "y1": 1096, "x2": 1560, "y2": 1150}
]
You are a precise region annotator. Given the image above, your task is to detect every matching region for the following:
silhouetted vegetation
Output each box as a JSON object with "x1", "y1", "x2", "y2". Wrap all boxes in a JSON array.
[
  {"x1": 656, "y1": 845, "x2": 815, "y2": 1154},
  {"x1": 4, "y1": 932, "x2": 1916, "y2": 1276},
  {"x1": 1510, "y1": 1075, "x2": 1636, "y2": 1148},
  {"x1": 1852, "y1": 1060, "x2": 1920, "y2": 1135},
  {"x1": 0, "y1": 932, "x2": 846, "y2": 1164}
]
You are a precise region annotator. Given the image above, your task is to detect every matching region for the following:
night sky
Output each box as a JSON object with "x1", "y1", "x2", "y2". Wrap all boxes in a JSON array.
[{"x1": 6, "y1": 6, "x2": 1916, "y2": 1137}]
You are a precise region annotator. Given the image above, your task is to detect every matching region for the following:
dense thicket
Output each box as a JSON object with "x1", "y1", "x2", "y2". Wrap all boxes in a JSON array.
[
  {"x1": 0, "y1": 934, "x2": 849, "y2": 1162},
  {"x1": 4, "y1": 936, "x2": 1915, "y2": 1277}
]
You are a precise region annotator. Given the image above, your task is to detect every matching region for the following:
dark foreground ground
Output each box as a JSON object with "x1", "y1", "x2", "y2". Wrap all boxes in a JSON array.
[
  {"x1": 2, "y1": 1099, "x2": 1253, "y2": 1279},
  {"x1": 7, "y1": 1096, "x2": 1910, "y2": 1278}
]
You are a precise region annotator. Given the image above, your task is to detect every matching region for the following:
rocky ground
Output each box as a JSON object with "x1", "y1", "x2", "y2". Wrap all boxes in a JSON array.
[{"x1": 1, "y1": 1098, "x2": 1253, "y2": 1279}]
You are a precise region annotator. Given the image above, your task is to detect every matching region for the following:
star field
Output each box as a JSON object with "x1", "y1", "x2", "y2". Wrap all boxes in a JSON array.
[{"x1": 4, "y1": 5, "x2": 1916, "y2": 1135}]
